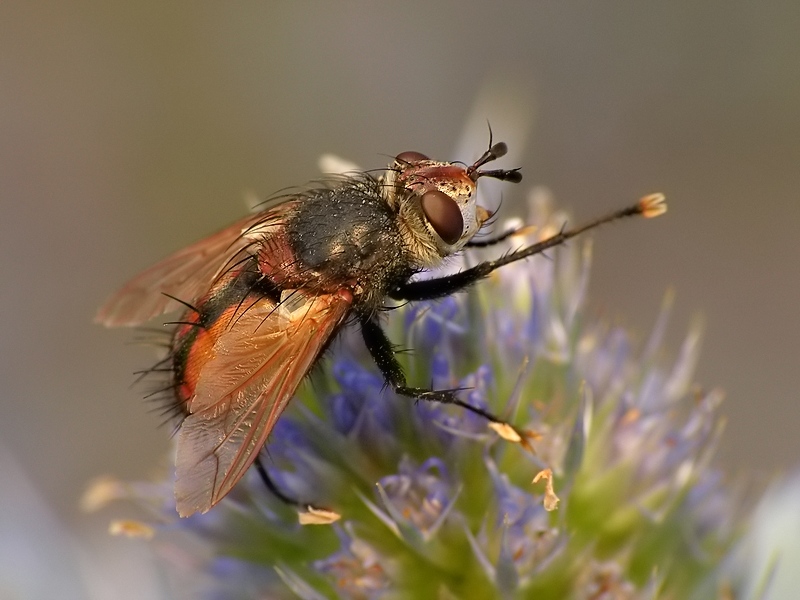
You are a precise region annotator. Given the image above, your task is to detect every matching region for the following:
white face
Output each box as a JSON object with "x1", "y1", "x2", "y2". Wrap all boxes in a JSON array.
[
  {"x1": 385, "y1": 145, "x2": 520, "y2": 264},
  {"x1": 391, "y1": 153, "x2": 488, "y2": 255}
]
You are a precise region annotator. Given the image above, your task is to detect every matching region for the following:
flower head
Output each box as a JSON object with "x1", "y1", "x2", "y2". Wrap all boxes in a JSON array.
[{"x1": 88, "y1": 188, "x2": 739, "y2": 598}]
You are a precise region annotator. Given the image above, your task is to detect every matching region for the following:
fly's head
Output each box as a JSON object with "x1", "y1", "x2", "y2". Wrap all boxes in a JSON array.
[{"x1": 386, "y1": 143, "x2": 522, "y2": 268}]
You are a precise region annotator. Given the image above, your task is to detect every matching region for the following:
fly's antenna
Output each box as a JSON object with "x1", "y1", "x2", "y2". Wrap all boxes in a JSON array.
[{"x1": 467, "y1": 141, "x2": 523, "y2": 184}]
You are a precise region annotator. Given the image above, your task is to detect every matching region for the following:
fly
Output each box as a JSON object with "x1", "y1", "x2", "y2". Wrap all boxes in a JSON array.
[{"x1": 96, "y1": 141, "x2": 666, "y2": 517}]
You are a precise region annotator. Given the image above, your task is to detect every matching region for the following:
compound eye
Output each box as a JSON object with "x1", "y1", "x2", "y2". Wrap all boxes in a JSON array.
[
  {"x1": 395, "y1": 151, "x2": 429, "y2": 164},
  {"x1": 420, "y1": 190, "x2": 463, "y2": 245}
]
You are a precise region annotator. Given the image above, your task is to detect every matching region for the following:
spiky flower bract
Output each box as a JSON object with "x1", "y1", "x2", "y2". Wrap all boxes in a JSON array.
[{"x1": 89, "y1": 188, "x2": 738, "y2": 599}]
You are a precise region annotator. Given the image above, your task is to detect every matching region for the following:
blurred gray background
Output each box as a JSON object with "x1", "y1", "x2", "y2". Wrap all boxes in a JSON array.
[{"x1": 1, "y1": 2, "x2": 798, "y2": 595}]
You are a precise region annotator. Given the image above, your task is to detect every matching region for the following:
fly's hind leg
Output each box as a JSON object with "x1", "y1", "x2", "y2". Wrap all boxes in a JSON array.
[
  {"x1": 254, "y1": 456, "x2": 340, "y2": 523},
  {"x1": 253, "y1": 456, "x2": 300, "y2": 507}
]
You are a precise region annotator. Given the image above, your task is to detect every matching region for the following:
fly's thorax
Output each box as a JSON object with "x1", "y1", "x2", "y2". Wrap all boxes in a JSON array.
[
  {"x1": 386, "y1": 155, "x2": 491, "y2": 269},
  {"x1": 283, "y1": 183, "x2": 413, "y2": 299}
]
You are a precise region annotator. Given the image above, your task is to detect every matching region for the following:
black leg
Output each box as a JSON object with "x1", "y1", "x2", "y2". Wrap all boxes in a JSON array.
[
  {"x1": 254, "y1": 455, "x2": 305, "y2": 508},
  {"x1": 392, "y1": 200, "x2": 652, "y2": 302},
  {"x1": 464, "y1": 224, "x2": 526, "y2": 248},
  {"x1": 254, "y1": 455, "x2": 340, "y2": 523},
  {"x1": 359, "y1": 315, "x2": 405, "y2": 388},
  {"x1": 360, "y1": 316, "x2": 523, "y2": 435}
]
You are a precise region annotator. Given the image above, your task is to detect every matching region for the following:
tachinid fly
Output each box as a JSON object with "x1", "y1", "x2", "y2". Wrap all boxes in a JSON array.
[{"x1": 96, "y1": 142, "x2": 666, "y2": 517}]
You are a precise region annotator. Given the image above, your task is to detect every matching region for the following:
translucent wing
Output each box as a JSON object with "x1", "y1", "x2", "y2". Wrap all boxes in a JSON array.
[
  {"x1": 95, "y1": 203, "x2": 295, "y2": 327},
  {"x1": 174, "y1": 289, "x2": 351, "y2": 517}
]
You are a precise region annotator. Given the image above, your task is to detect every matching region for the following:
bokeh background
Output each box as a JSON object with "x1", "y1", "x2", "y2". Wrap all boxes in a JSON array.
[{"x1": 2, "y1": 2, "x2": 798, "y2": 597}]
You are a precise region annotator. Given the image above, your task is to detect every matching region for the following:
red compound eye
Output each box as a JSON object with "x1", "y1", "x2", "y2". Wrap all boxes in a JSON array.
[
  {"x1": 395, "y1": 151, "x2": 429, "y2": 164},
  {"x1": 420, "y1": 190, "x2": 463, "y2": 245}
]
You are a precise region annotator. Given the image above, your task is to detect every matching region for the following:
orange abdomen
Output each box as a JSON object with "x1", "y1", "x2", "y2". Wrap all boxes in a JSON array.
[{"x1": 171, "y1": 259, "x2": 281, "y2": 412}]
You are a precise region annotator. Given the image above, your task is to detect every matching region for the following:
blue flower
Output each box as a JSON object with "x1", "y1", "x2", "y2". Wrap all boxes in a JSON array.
[{"x1": 87, "y1": 192, "x2": 741, "y2": 598}]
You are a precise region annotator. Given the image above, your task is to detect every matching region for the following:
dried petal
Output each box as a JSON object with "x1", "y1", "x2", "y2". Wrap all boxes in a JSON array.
[
  {"x1": 488, "y1": 421, "x2": 523, "y2": 443},
  {"x1": 108, "y1": 520, "x2": 155, "y2": 539},
  {"x1": 81, "y1": 475, "x2": 125, "y2": 512},
  {"x1": 297, "y1": 506, "x2": 341, "y2": 525},
  {"x1": 532, "y1": 469, "x2": 560, "y2": 512}
]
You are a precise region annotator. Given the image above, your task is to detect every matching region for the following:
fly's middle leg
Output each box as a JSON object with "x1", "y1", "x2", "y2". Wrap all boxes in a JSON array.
[{"x1": 359, "y1": 316, "x2": 526, "y2": 442}]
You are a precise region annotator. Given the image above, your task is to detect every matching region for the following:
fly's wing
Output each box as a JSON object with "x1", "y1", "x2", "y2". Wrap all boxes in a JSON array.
[
  {"x1": 174, "y1": 289, "x2": 352, "y2": 517},
  {"x1": 95, "y1": 202, "x2": 295, "y2": 327}
]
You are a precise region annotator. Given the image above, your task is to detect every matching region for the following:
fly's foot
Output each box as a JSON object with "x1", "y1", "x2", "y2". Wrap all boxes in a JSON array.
[
  {"x1": 254, "y1": 457, "x2": 340, "y2": 525},
  {"x1": 395, "y1": 385, "x2": 532, "y2": 450}
]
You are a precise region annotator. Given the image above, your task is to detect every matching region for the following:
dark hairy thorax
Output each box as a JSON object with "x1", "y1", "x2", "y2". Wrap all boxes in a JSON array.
[{"x1": 283, "y1": 182, "x2": 415, "y2": 311}]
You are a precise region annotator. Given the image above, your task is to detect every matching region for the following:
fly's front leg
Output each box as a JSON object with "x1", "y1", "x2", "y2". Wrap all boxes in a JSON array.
[
  {"x1": 391, "y1": 195, "x2": 665, "y2": 302},
  {"x1": 360, "y1": 316, "x2": 525, "y2": 441}
]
